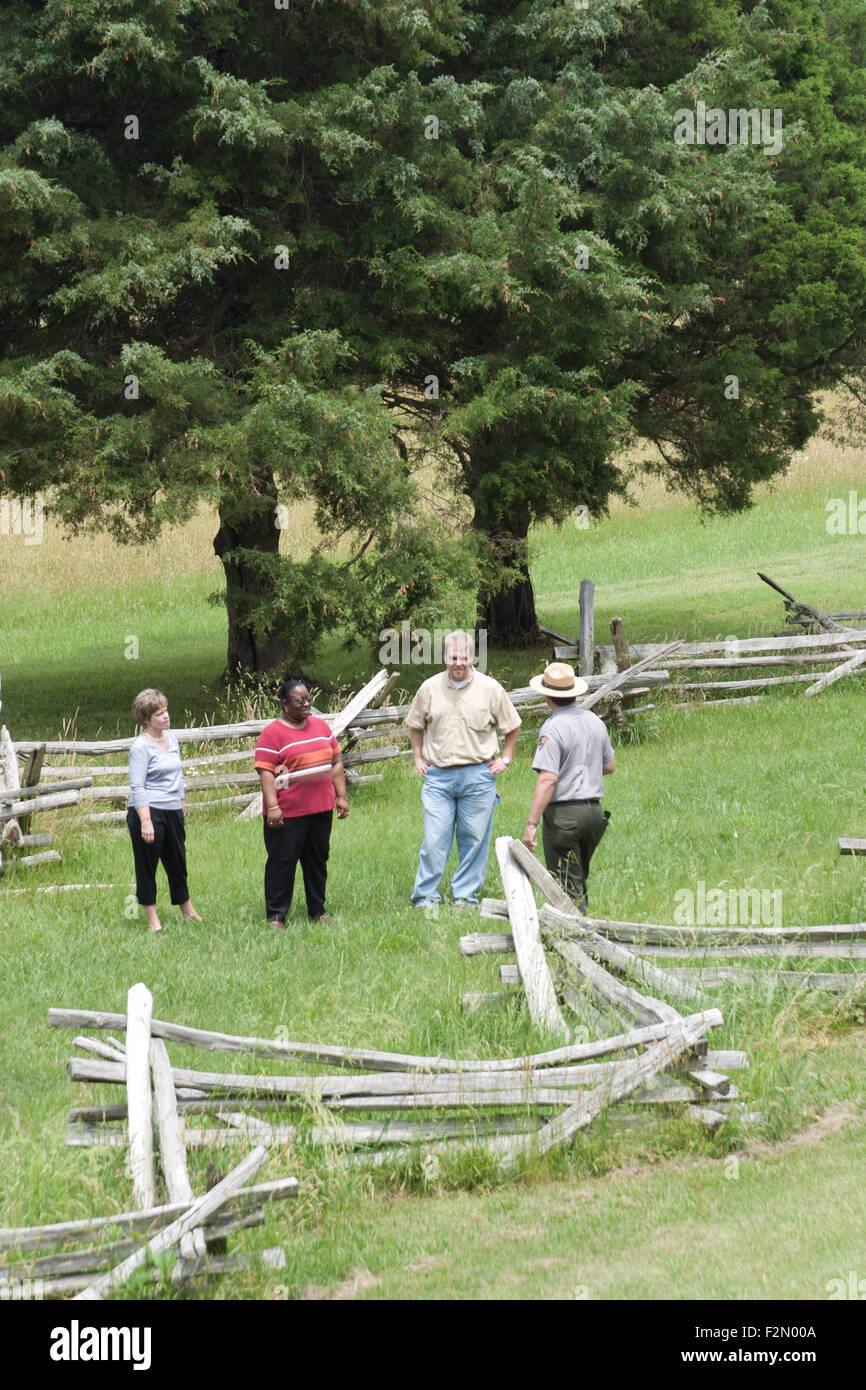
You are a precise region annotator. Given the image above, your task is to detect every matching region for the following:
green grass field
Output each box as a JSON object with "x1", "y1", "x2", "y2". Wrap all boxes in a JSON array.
[{"x1": 1, "y1": 429, "x2": 865, "y2": 1301}]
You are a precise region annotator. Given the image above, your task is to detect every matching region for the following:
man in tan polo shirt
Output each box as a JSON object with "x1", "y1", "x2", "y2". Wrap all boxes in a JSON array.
[{"x1": 405, "y1": 630, "x2": 521, "y2": 908}]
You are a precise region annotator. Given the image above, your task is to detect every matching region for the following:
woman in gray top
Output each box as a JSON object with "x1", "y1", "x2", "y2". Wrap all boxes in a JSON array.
[{"x1": 127, "y1": 688, "x2": 201, "y2": 933}]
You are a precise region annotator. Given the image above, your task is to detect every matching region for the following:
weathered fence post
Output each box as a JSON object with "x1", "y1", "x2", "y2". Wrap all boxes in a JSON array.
[
  {"x1": 151, "y1": 1037, "x2": 207, "y2": 1260},
  {"x1": 610, "y1": 617, "x2": 631, "y2": 671},
  {"x1": 0, "y1": 723, "x2": 22, "y2": 850},
  {"x1": 126, "y1": 983, "x2": 156, "y2": 1211},
  {"x1": 578, "y1": 579, "x2": 595, "y2": 678},
  {"x1": 18, "y1": 744, "x2": 45, "y2": 835},
  {"x1": 494, "y1": 838, "x2": 569, "y2": 1041}
]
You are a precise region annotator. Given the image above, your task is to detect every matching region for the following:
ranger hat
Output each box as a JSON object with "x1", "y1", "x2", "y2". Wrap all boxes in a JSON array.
[{"x1": 528, "y1": 661, "x2": 588, "y2": 699}]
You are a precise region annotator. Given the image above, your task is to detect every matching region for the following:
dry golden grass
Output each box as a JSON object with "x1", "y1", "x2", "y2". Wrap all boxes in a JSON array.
[
  {"x1": 0, "y1": 500, "x2": 326, "y2": 597},
  {"x1": 0, "y1": 504, "x2": 221, "y2": 596},
  {"x1": 609, "y1": 398, "x2": 863, "y2": 516}
]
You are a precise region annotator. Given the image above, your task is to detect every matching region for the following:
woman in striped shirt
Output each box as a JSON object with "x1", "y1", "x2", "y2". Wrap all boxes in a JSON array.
[{"x1": 254, "y1": 677, "x2": 349, "y2": 928}]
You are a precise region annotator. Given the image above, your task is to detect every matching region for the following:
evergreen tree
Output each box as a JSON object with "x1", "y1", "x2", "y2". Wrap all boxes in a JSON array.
[
  {"x1": 370, "y1": 0, "x2": 866, "y2": 639},
  {"x1": 0, "y1": 0, "x2": 480, "y2": 671},
  {"x1": 2, "y1": 1, "x2": 864, "y2": 659}
]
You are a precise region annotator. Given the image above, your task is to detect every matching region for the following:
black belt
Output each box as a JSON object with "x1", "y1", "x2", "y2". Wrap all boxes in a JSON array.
[{"x1": 553, "y1": 798, "x2": 600, "y2": 805}]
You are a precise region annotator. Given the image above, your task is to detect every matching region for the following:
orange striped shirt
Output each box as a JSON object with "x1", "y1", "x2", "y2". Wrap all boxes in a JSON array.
[{"x1": 254, "y1": 717, "x2": 339, "y2": 818}]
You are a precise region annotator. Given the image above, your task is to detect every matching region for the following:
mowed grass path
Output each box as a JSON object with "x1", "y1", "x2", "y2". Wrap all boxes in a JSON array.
[{"x1": 1, "y1": 434, "x2": 865, "y2": 1300}]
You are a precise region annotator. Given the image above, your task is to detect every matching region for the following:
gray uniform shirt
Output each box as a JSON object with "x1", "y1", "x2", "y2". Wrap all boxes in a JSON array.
[{"x1": 531, "y1": 706, "x2": 614, "y2": 801}]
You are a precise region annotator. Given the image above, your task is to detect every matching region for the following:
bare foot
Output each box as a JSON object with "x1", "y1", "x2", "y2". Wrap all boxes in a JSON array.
[
  {"x1": 142, "y1": 905, "x2": 162, "y2": 933},
  {"x1": 180, "y1": 901, "x2": 202, "y2": 922},
  {"x1": 268, "y1": 919, "x2": 286, "y2": 930}
]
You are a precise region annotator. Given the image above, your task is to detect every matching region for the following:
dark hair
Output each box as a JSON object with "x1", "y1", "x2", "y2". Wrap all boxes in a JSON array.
[
  {"x1": 548, "y1": 695, "x2": 577, "y2": 707},
  {"x1": 277, "y1": 677, "x2": 310, "y2": 702}
]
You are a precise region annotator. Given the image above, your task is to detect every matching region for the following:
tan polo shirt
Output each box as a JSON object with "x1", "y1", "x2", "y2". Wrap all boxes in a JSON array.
[{"x1": 405, "y1": 670, "x2": 522, "y2": 766}]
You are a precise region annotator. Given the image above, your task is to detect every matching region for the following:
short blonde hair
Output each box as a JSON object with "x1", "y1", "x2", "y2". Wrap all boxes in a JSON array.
[{"x1": 132, "y1": 688, "x2": 168, "y2": 726}]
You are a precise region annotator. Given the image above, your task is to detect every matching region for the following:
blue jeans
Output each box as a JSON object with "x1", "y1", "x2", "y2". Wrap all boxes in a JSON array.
[{"x1": 411, "y1": 763, "x2": 501, "y2": 906}]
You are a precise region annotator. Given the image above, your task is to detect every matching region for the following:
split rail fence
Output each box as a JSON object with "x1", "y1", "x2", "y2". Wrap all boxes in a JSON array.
[
  {"x1": 0, "y1": 982, "x2": 297, "y2": 1301},
  {"x1": 44, "y1": 973, "x2": 724, "y2": 1183},
  {"x1": 2, "y1": 656, "x2": 673, "y2": 882},
  {"x1": 7, "y1": 565, "x2": 862, "y2": 887},
  {"x1": 549, "y1": 573, "x2": 866, "y2": 710},
  {"x1": 460, "y1": 836, "x2": 866, "y2": 1126}
]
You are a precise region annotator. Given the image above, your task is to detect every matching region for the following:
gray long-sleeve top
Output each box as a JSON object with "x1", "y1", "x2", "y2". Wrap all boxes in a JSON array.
[{"x1": 127, "y1": 732, "x2": 184, "y2": 810}]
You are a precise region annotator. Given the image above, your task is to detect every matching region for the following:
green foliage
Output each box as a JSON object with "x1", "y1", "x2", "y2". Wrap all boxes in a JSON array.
[
  {"x1": 1, "y1": 0, "x2": 865, "y2": 659},
  {"x1": 0, "y1": 0, "x2": 478, "y2": 668}
]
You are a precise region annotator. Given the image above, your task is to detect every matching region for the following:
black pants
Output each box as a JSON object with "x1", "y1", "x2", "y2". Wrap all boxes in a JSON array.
[
  {"x1": 263, "y1": 811, "x2": 332, "y2": 922},
  {"x1": 542, "y1": 800, "x2": 610, "y2": 914},
  {"x1": 127, "y1": 808, "x2": 190, "y2": 907}
]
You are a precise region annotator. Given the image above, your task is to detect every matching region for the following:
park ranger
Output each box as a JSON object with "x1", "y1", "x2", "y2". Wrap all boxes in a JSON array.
[{"x1": 522, "y1": 661, "x2": 615, "y2": 913}]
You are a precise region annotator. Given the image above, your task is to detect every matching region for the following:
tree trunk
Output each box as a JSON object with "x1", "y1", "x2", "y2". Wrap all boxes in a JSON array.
[
  {"x1": 213, "y1": 471, "x2": 287, "y2": 675},
  {"x1": 471, "y1": 505, "x2": 540, "y2": 646},
  {"x1": 480, "y1": 566, "x2": 540, "y2": 646}
]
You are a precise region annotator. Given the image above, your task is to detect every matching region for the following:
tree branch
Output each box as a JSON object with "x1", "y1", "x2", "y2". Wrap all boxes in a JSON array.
[{"x1": 340, "y1": 529, "x2": 376, "y2": 570}]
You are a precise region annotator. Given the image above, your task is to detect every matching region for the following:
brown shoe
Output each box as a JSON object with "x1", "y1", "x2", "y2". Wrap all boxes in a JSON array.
[{"x1": 312, "y1": 913, "x2": 332, "y2": 923}]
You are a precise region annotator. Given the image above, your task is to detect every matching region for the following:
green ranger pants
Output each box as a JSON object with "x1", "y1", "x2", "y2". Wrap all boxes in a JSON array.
[{"x1": 541, "y1": 799, "x2": 610, "y2": 914}]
